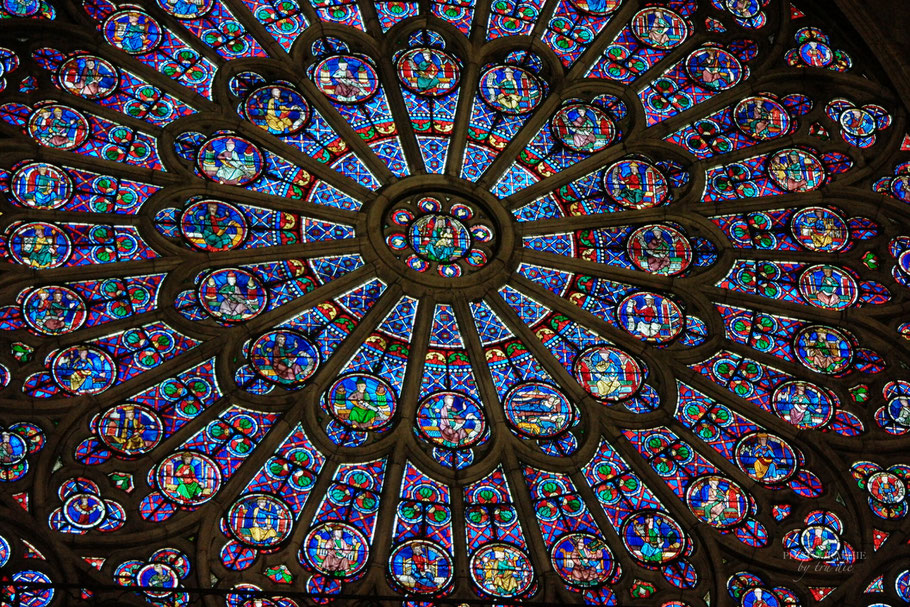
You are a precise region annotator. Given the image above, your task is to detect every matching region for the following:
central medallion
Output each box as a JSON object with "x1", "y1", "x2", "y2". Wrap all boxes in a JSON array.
[
  {"x1": 366, "y1": 177, "x2": 513, "y2": 295},
  {"x1": 408, "y1": 213, "x2": 472, "y2": 265},
  {"x1": 388, "y1": 196, "x2": 495, "y2": 277}
]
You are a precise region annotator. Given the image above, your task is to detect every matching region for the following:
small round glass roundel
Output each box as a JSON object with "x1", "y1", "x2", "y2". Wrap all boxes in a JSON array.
[
  {"x1": 180, "y1": 200, "x2": 248, "y2": 252},
  {"x1": 0, "y1": 431, "x2": 28, "y2": 466},
  {"x1": 604, "y1": 160, "x2": 668, "y2": 209},
  {"x1": 416, "y1": 391, "x2": 486, "y2": 448},
  {"x1": 573, "y1": 346, "x2": 643, "y2": 401},
  {"x1": 22, "y1": 285, "x2": 87, "y2": 335},
  {"x1": 249, "y1": 330, "x2": 320, "y2": 386},
  {"x1": 103, "y1": 10, "x2": 162, "y2": 54},
  {"x1": 96, "y1": 403, "x2": 163, "y2": 456},
  {"x1": 685, "y1": 475, "x2": 749, "y2": 528},
  {"x1": 243, "y1": 85, "x2": 310, "y2": 136},
  {"x1": 627, "y1": 224, "x2": 693, "y2": 276},
  {"x1": 734, "y1": 96, "x2": 791, "y2": 140},
  {"x1": 326, "y1": 373, "x2": 396, "y2": 430},
  {"x1": 313, "y1": 55, "x2": 379, "y2": 104},
  {"x1": 58, "y1": 55, "x2": 119, "y2": 99}
]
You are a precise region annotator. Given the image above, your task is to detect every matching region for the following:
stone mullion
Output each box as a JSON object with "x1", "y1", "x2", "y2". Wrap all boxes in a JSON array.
[
  {"x1": 161, "y1": 236, "x2": 363, "y2": 272},
  {"x1": 370, "y1": 28, "x2": 427, "y2": 175},
  {"x1": 498, "y1": 455, "x2": 581, "y2": 604},
  {"x1": 221, "y1": 0, "x2": 296, "y2": 60},
  {"x1": 473, "y1": 85, "x2": 558, "y2": 192},
  {"x1": 520, "y1": 248, "x2": 677, "y2": 292},
  {"x1": 469, "y1": 0, "x2": 492, "y2": 42},
  {"x1": 506, "y1": 272, "x2": 660, "y2": 374},
  {"x1": 149, "y1": 183, "x2": 364, "y2": 225},
  {"x1": 0, "y1": 256, "x2": 185, "y2": 292},
  {"x1": 19, "y1": 20, "x2": 219, "y2": 113},
  {"x1": 287, "y1": 55, "x2": 399, "y2": 186},
  {"x1": 442, "y1": 57, "x2": 479, "y2": 176},
  {"x1": 0, "y1": 144, "x2": 187, "y2": 187},
  {"x1": 448, "y1": 296, "x2": 521, "y2": 598},
  {"x1": 700, "y1": 282, "x2": 895, "y2": 335},
  {"x1": 485, "y1": 291, "x2": 600, "y2": 420},
  {"x1": 513, "y1": 206, "x2": 719, "y2": 235},
  {"x1": 210, "y1": 265, "x2": 378, "y2": 346},
  {"x1": 562, "y1": 0, "x2": 642, "y2": 80},
  {"x1": 486, "y1": 281, "x2": 717, "y2": 601},
  {"x1": 499, "y1": 142, "x2": 633, "y2": 209},
  {"x1": 187, "y1": 112, "x2": 378, "y2": 201},
  {"x1": 669, "y1": 337, "x2": 864, "y2": 446},
  {"x1": 527, "y1": 0, "x2": 560, "y2": 40}
]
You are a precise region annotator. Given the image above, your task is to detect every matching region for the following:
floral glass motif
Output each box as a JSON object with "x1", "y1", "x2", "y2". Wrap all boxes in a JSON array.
[{"x1": 0, "y1": 1, "x2": 908, "y2": 606}]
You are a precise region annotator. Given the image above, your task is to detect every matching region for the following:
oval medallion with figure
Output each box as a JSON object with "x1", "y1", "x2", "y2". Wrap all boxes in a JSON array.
[
  {"x1": 627, "y1": 224, "x2": 693, "y2": 276},
  {"x1": 631, "y1": 7, "x2": 688, "y2": 49},
  {"x1": 734, "y1": 432, "x2": 798, "y2": 484},
  {"x1": 249, "y1": 330, "x2": 319, "y2": 386},
  {"x1": 243, "y1": 85, "x2": 310, "y2": 135},
  {"x1": 388, "y1": 539, "x2": 453, "y2": 594},
  {"x1": 550, "y1": 104, "x2": 615, "y2": 153},
  {"x1": 617, "y1": 292, "x2": 684, "y2": 343},
  {"x1": 504, "y1": 382, "x2": 573, "y2": 438},
  {"x1": 573, "y1": 346, "x2": 643, "y2": 401},
  {"x1": 180, "y1": 200, "x2": 248, "y2": 252},
  {"x1": 795, "y1": 325, "x2": 853, "y2": 374},
  {"x1": 103, "y1": 10, "x2": 163, "y2": 54},
  {"x1": 52, "y1": 345, "x2": 116, "y2": 395},
  {"x1": 28, "y1": 105, "x2": 89, "y2": 150},
  {"x1": 470, "y1": 543, "x2": 535, "y2": 598},
  {"x1": 396, "y1": 48, "x2": 460, "y2": 97},
  {"x1": 198, "y1": 268, "x2": 267, "y2": 323},
  {"x1": 416, "y1": 391, "x2": 485, "y2": 448},
  {"x1": 156, "y1": 451, "x2": 222, "y2": 506},
  {"x1": 604, "y1": 160, "x2": 668, "y2": 209},
  {"x1": 621, "y1": 512, "x2": 685, "y2": 565},
  {"x1": 10, "y1": 162, "x2": 72, "y2": 209},
  {"x1": 97, "y1": 403, "x2": 163, "y2": 456},
  {"x1": 790, "y1": 207, "x2": 849, "y2": 252},
  {"x1": 550, "y1": 533, "x2": 614, "y2": 587},
  {"x1": 326, "y1": 373, "x2": 396, "y2": 430},
  {"x1": 22, "y1": 286, "x2": 86, "y2": 335},
  {"x1": 58, "y1": 55, "x2": 119, "y2": 99},
  {"x1": 734, "y1": 96, "x2": 790, "y2": 141},
  {"x1": 227, "y1": 493, "x2": 294, "y2": 548},
  {"x1": 313, "y1": 55, "x2": 379, "y2": 103},
  {"x1": 479, "y1": 65, "x2": 542, "y2": 115},
  {"x1": 197, "y1": 136, "x2": 263, "y2": 186},
  {"x1": 302, "y1": 521, "x2": 369, "y2": 578},
  {"x1": 771, "y1": 381, "x2": 835, "y2": 429},
  {"x1": 686, "y1": 475, "x2": 749, "y2": 528}
]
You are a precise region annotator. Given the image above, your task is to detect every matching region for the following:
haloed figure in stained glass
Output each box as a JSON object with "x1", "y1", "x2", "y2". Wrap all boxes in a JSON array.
[
  {"x1": 320, "y1": 58, "x2": 372, "y2": 103},
  {"x1": 265, "y1": 87, "x2": 307, "y2": 133},
  {"x1": 2, "y1": 1, "x2": 910, "y2": 605}
]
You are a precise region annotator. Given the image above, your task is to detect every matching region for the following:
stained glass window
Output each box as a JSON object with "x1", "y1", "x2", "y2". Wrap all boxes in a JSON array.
[{"x1": 0, "y1": 0, "x2": 909, "y2": 606}]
